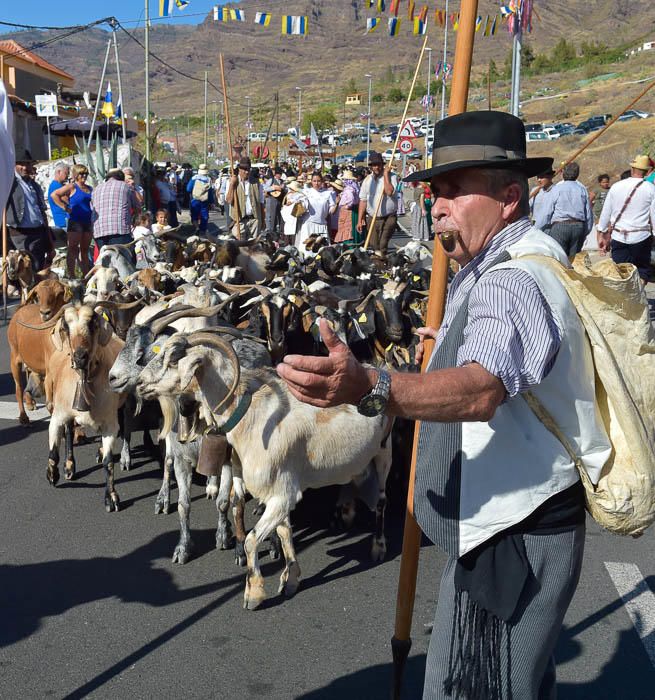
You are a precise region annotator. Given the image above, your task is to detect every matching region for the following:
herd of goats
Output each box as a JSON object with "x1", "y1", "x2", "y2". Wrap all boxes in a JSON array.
[{"x1": 5, "y1": 228, "x2": 432, "y2": 609}]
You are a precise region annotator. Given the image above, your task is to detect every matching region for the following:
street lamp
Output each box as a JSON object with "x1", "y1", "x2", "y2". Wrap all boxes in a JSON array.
[
  {"x1": 425, "y1": 48, "x2": 432, "y2": 164},
  {"x1": 246, "y1": 95, "x2": 251, "y2": 156},
  {"x1": 365, "y1": 73, "x2": 373, "y2": 164},
  {"x1": 295, "y1": 86, "x2": 302, "y2": 137}
]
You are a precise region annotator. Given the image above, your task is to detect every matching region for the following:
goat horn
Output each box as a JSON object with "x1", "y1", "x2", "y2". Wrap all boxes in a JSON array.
[
  {"x1": 83, "y1": 265, "x2": 99, "y2": 282},
  {"x1": 186, "y1": 332, "x2": 241, "y2": 415},
  {"x1": 213, "y1": 280, "x2": 272, "y2": 297},
  {"x1": 14, "y1": 303, "x2": 72, "y2": 330},
  {"x1": 94, "y1": 297, "x2": 145, "y2": 311},
  {"x1": 149, "y1": 295, "x2": 239, "y2": 337}
]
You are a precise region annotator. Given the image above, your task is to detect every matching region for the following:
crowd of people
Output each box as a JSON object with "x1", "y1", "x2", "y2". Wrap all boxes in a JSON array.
[{"x1": 3, "y1": 139, "x2": 655, "y2": 287}]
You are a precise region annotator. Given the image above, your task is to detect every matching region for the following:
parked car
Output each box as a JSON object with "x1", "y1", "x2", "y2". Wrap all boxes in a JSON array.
[
  {"x1": 406, "y1": 149, "x2": 422, "y2": 160},
  {"x1": 526, "y1": 131, "x2": 549, "y2": 143},
  {"x1": 542, "y1": 127, "x2": 561, "y2": 140},
  {"x1": 369, "y1": 124, "x2": 380, "y2": 134},
  {"x1": 618, "y1": 109, "x2": 651, "y2": 121},
  {"x1": 353, "y1": 150, "x2": 369, "y2": 162},
  {"x1": 335, "y1": 154, "x2": 354, "y2": 164},
  {"x1": 524, "y1": 123, "x2": 543, "y2": 133},
  {"x1": 382, "y1": 148, "x2": 401, "y2": 161},
  {"x1": 556, "y1": 125, "x2": 576, "y2": 136},
  {"x1": 381, "y1": 133, "x2": 394, "y2": 144}
]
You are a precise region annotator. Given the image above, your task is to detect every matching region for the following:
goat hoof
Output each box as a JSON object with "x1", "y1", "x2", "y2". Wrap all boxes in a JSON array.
[
  {"x1": 64, "y1": 460, "x2": 76, "y2": 480},
  {"x1": 215, "y1": 526, "x2": 233, "y2": 550},
  {"x1": 105, "y1": 493, "x2": 121, "y2": 513},
  {"x1": 74, "y1": 428, "x2": 89, "y2": 446},
  {"x1": 234, "y1": 542, "x2": 246, "y2": 567},
  {"x1": 19, "y1": 413, "x2": 30, "y2": 426},
  {"x1": 268, "y1": 533, "x2": 282, "y2": 561},
  {"x1": 120, "y1": 458, "x2": 131, "y2": 472},
  {"x1": 370, "y1": 538, "x2": 386, "y2": 563},
  {"x1": 172, "y1": 542, "x2": 193, "y2": 564},
  {"x1": 154, "y1": 494, "x2": 170, "y2": 515},
  {"x1": 24, "y1": 393, "x2": 37, "y2": 411},
  {"x1": 278, "y1": 561, "x2": 301, "y2": 598},
  {"x1": 47, "y1": 461, "x2": 59, "y2": 486},
  {"x1": 243, "y1": 580, "x2": 267, "y2": 611},
  {"x1": 95, "y1": 448, "x2": 103, "y2": 464}
]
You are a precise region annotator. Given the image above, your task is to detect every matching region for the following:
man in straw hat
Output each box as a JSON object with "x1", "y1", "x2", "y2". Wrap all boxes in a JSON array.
[
  {"x1": 277, "y1": 111, "x2": 611, "y2": 699},
  {"x1": 597, "y1": 154, "x2": 655, "y2": 282},
  {"x1": 357, "y1": 150, "x2": 398, "y2": 256},
  {"x1": 226, "y1": 156, "x2": 264, "y2": 240}
]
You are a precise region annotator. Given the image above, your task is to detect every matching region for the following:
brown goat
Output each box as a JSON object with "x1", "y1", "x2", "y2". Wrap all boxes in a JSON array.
[
  {"x1": 44, "y1": 305, "x2": 125, "y2": 506},
  {"x1": 23, "y1": 278, "x2": 71, "y2": 322},
  {"x1": 8, "y1": 279, "x2": 70, "y2": 421},
  {"x1": 8, "y1": 304, "x2": 61, "y2": 424},
  {"x1": 135, "y1": 268, "x2": 162, "y2": 292}
]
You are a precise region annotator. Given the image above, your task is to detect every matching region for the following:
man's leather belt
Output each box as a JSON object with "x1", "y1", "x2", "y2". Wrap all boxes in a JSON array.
[{"x1": 553, "y1": 218, "x2": 583, "y2": 224}]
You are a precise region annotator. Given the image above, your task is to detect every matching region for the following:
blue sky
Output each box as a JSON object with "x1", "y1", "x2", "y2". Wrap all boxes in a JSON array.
[{"x1": 0, "y1": 1, "x2": 224, "y2": 31}]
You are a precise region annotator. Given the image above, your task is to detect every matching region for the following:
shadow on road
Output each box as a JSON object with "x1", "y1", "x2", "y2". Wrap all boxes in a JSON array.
[
  {"x1": 295, "y1": 654, "x2": 427, "y2": 699},
  {"x1": 0, "y1": 420, "x2": 48, "y2": 447},
  {"x1": 0, "y1": 530, "x2": 242, "y2": 650}
]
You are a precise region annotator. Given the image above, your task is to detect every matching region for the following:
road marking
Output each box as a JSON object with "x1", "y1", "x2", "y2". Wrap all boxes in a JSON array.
[
  {"x1": 605, "y1": 561, "x2": 655, "y2": 666},
  {"x1": 0, "y1": 400, "x2": 50, "y2": 421}
]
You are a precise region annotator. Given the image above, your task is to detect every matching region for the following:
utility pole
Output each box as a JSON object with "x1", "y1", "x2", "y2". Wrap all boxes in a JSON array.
[
  {"x1": 88, "y1": 39, "x2": 111, "y2": 148},
  {"x1": 510, "y1": 30, "x2": 522, "y2": 116},
  {"x1": 246, "y1": 95, "x2": 251, "y2": 156},
  {"x1": 440, "y1": 0, "x2": 450, "y2": 120},
  {"x1": 488, "y1": 60, "x2": 492, "y2": 110},
  {"x1": 425, "y1": 48, "x2": 432, "y2": 162},
  {"x1": 295, "y1": 86, "x2": 302, "y2": 137},
  {"x1": 174, "y1": 118, "x2": 180, "y2": 159},
  {"x1": 144, "y1": 0, "x2": 151, "y2": 208},
  {"x1": 110, "y1": 19, "x2": 127, "y2": 144},
  {"x1": 365, "y1": 74, "x2": 372, "y2": 164},
  {"x1": 275, "y1": 91, "x2": 280, "y2": 164},
  {"x1": 203, "y1": 70, "x2": 208, "y2": 161}
]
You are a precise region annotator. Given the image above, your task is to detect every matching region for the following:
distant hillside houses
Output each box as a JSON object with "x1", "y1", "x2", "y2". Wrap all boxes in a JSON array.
[{"x1": 643, "y1": 41, "x2": 655, "y2": 51}]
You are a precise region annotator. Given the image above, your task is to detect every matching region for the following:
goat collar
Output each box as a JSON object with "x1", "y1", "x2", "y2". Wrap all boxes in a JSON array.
[{"x1": 209, "y1": 392, "x2": 252, "y2": 436}]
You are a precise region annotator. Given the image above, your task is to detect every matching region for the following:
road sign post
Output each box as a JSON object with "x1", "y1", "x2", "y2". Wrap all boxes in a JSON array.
[{"x1": 35, "y1": 94, "x2": 58, "y2": 161}]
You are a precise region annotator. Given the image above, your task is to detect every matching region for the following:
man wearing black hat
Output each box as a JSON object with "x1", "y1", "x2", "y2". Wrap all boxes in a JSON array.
[
  {"x1": 263, "y1": 166, "x2": 285, "y2": 236},
  {"x1": 357, "y1": 151, "x2": 398, "y2": 256},
  {"x1": 226, "y1": 156, "x2": 264, "y2": 240},
  {"x1": 5, "y1": 161, "x2": 55, "y2": 271},
  {"x1": 277, "y1": 111, "x2": 608, "y2": 699}
]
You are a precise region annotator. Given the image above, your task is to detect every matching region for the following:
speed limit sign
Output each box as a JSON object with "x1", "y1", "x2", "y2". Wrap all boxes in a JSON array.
[{"x1": 398, "y1": 137, "x2": 413, "y2": 154}]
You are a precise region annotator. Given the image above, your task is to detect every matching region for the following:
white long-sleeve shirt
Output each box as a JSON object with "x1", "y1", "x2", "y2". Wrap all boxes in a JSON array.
[
  {"x1": 0, "y1": 80, "x2": 15, "y2": 214},
  {"x1": 597, "y1": 176, "x2": 655, "y2": 244}
]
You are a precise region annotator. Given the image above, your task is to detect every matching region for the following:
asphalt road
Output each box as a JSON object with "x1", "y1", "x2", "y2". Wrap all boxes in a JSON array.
[{"x1": 1, "y1": 215, "x2": 655, "y2": 699}]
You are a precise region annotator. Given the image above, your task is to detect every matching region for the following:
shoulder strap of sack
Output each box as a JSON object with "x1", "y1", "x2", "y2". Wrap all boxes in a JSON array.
[{"x1": 612, "y1": 179, "x2": 645, "y2": 230}]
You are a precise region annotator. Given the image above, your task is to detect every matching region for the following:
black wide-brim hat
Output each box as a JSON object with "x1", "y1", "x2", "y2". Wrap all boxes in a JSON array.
[{"x1": 404, "y1": 111, "x2": 553, "y2": 183}]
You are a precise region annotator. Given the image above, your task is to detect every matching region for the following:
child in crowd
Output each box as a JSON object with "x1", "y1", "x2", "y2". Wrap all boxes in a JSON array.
[
  {"x1": 132, "y1": 212, "x2": 152, "y2": 240},
  {"x1": 152, "y1": 209, "x2": 171, "y2": 234}
]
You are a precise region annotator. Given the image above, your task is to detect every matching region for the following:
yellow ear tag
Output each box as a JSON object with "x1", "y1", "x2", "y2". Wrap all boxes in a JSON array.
[
  {"x1": 358, "y1": 313, "x2": 367, "y2": 323},
  {"x1": 152, "y1": 345, "x2": 161, "y2": 354},
  {"x1": 315, "y1": 255, "x2": 321, "y2": 260},
  {"x1": 413, "y1": 275, "x2": 420, "y2": 282},
  {"x1": 102, "y1": 312, "x2": 109, "y2": 322},
  {"x1": 386, "y1": 343, "x2": 393, "y2": 351}
]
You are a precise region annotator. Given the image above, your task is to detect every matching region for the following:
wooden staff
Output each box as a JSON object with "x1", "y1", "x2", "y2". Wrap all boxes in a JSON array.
[
  {"x1": 219, "y1": 53, "x2": 240, "y2": 237},
  {"x1": 390, "y1": 1, "x2": 479, "y2": 697},
  {"x1": 2, "y1": 210, "x2": 7, "y2": 323},
  {"x1": 559, "y1": 77, "x2": 655, "y2": 174},
  {"x1": 363, "y1": 34, "x2": 429, "y2": 251}
]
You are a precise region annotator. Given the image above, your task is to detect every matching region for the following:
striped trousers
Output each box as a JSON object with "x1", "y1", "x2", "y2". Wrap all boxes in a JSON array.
[{"x1": 423, "y1": 525, "x2": 585, "y2": 699}]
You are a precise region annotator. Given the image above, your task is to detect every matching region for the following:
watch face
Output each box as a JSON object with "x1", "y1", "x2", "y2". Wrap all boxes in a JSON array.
[{"x1": 359, "y1": 394, "x2": 388, "y2": 417}]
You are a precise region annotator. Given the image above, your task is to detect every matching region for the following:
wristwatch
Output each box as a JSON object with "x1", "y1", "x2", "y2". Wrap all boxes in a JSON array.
[{"x1": 357, "y1": 368, "x2": 391, "y2": 417}]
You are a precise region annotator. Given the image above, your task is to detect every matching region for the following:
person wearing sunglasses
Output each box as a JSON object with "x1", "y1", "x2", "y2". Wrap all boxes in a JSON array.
[{"x1": 50, "y1": 164, "x2": 93, "y2": 277}]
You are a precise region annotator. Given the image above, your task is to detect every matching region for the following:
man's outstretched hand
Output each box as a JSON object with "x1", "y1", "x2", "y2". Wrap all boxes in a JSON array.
[{"x1": 277, "y1": 318, "x2": 376, "y2": 408}]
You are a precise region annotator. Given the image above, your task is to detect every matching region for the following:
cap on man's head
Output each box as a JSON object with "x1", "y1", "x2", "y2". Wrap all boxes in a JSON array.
[
  {"x1": 537, "y1": 166, "x2": 556, "y2": 178},
  {"x1": 368, "y1": 151, "x2": 384, "y2": 166},
  {"x1": 404, "y1": 110, "x2": 553, "y2": 183},
  {"x1": 238, "y1": 156, "x2": 252, "y2": 170},
  {"x1": 630, "y1": 155, "x2": 651, "y2": 171}
]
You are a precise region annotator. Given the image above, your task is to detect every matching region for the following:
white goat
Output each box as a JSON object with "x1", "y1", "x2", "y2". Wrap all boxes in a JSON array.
[
  {"x1": 135, "y1": 332, "x2": 393, "y2": 610},
  {"x1": 84, "y1": 266, "x2": 121, "y2": 303}
]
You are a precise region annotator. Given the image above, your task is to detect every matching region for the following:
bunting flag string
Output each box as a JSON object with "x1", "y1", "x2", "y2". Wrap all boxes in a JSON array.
[
  {"x1": 388, "y1": 16, "x2": 401, "y2": 35},
  {"x1": 366, "y1": 17, "x2": 381, "y2": 33},
  {"x1": 207, "y1": 4, "x2": 520, "y2": 38}
]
